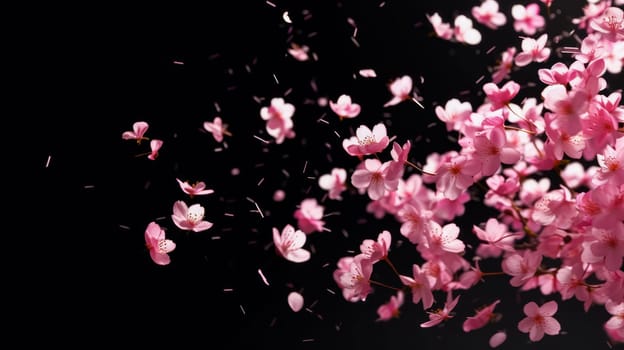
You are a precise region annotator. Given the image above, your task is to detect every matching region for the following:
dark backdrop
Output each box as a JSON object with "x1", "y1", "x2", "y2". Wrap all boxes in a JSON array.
[{"x1": 32, "y1": 0, "x2": 622, "y2": 349}]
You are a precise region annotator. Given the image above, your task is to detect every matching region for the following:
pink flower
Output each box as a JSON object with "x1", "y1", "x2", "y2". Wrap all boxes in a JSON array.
[
  {"x1": 148, "y1": 139, "x2": 163, "y2": 160},
  {"x1": 483, "y1": 81, "x2": 520, "y2": 111},
  {"x1": 351, "y1": 159, "x2": 399, "y2": 200},
  {"x1": 604, "y1": 301, "x2": 624, "y2": 342},
  {"x1": 384, "y1": 75, "x2": 413, "y2": 107},
  {"x1": 400, "y1": 264, "x2": 435, "y2": 309},
  {"x1": 360, "y1": 230, "x2": 391, "y2": 263},
  {"x1": 425, "y1": 222, "x2": 466, "y2": 255},
  {"x1": 589, "y1": 7, "x2": 624, "y2": 41},
  {"x1": 463, "y1": 300, "x2": 500, "y2": 332},
  {"x1": 203, "y1": 116, "x2": 230, "y2": 143},
  {"x1": 342, "y1": 123, "x2": 390, "y2": 156},
  {"x1": 318, "y1": 168, "x2": 347, "y2": 200},
  {"x1": 329, "y1": 94, "x2": 361, "y2": 119},
  {"x1": 377, "y1": 291, "x2": 404, "y2": 321},
  {"x1": 144, "y1": 221, "x2": 176, "y2": 266},
  {"x1": 502, "y1": 250, "x2": 542, "y2": 287},
  {"x1": 260, "y1": 97, "x2": 295, "y2": 144},
  {"x1": 517, "y1": 301, "x2": 561, "y2": 342},
  {"x1": 427, "y1": 13, "x2": 453, "y2": 40},
  {"x1": 472, "y1": 0, "x2": 506, "y2": 30},
  {"x1": 511, "y1": 3, "x2": 545, "y2": 35},
  {"x1": 176, "y1": 178, "x2": 215, "y2": 197},
  {"x1": 421, "y1": 293, "x2": 460, "y2": 328},
  {"x1": 294, "y1": 198, "x2": 326, "y2": 234},
  {"x1": 453, "y1": 15, "x2": 482, "y2": 45},
  {"x1": 171, "y1": 200, "x2": 213, "y2": 232},
  {"x1": 435, "y1": 98, "x2": 473, "y2": 132},
  {"x1": 336, "y1": 254, "x2": 373, "y2": 302},
  {"x1": 273, "y1": 224, "x2": 311, "y2": 263},
  {"x1": 358, "y1": 69, "x2": 377, "y2": 78},
  {"x1": 122, "y1": 121, "x2": 149, "y2": 143},
  {"x1": 515, "y1": 34, "x2": 551, "y2": 67},
  {"x1": 491, "y1": 47, "x2": 516, "y2": 84}
]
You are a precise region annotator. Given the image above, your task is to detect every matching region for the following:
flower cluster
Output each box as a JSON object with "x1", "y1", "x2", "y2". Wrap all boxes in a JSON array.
[{"x1": 120, "y1": 1, "x2": 624, "y2": 347}]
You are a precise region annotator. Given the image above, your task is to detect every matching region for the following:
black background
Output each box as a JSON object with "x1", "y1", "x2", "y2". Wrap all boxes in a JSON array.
[{"x1": 31, "y1": 0, "x2": 623, "y2": 348}]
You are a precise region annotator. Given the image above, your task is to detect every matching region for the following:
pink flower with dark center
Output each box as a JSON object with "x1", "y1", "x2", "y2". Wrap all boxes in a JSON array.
[
  {"x1": 351, "y1": 159, "x2": 399, "y2": 200},
  {"x1": 144, "y1": 221, "x2": 176, "y2": 266},
  {"x1": 273, "y1": 224, "x2": 311, "y2": 263},
  {"x1": 483, "y1": 81, "x2": 520, "y2": 111},
  {"x1": 360, "y1": 230, "x2": 392, "y2": 263},
  {"x1": 421, "y1": 293, "x2": 460, "y2": 328},
  {"x1": 342, "y1": 123, "x2": 390, "y2": 156},
  {"x1": 515, "y1": 34, "x2": 551, "y2": 67},
  {"x1": 517, "y1": 301, "x2": 561, "y2": 342},
  {"x1": 590, "y1": 7, "x2": 624, "y2": 41},
  {"x1": 171, "y1": 200, "x2": 213, "y2": 232},
  {"x1": 463, "y1": 300, "x2": 500, "y2": 332}
]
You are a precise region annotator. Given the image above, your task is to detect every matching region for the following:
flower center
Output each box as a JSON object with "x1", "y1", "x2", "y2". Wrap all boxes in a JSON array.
[{"x1": 359, "y1": 135, "x2": 377, "y2": 146}]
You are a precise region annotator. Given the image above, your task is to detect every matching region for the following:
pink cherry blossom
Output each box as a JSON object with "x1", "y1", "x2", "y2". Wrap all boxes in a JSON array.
[
  {"x1": 176, "y1": 178, "x2": 215, "y2": 197},
  {"x1": 203, "y1": 116, "x2": 230, "y2": 143},
  {"x1": 377, "y1": 291, "x2": 404, "y2": 321},
  {"x1": 144, "y1": 221, "x2": 176, "y2": 266},
  {"x1": 360, "y1": 230, "x2": 392, "y2": 263},
  {"x1": 147, "y1": 139, "x2": 163, "y2": 160},
  {"x1": 515, "y1": 34, "x2": 551, "y2": 67},
  {"x1": 330, "y1": 94, "x2": 361, "y2": 119},
  {"x1": 463, "y1": 300, "x2": 500, "y2": 332},
  {"x1": 342, "y1": 123, "x2": 390, "y2": 156},
  {"x1": 425, "y1": 222, "x2": 466, "y2": 255},
  {"x1": 517, "y1": 301, "x2": 561, "y2": 342},
  {"x1": 502, "y1": 250, "x2": 542, "y2": 287},
  {"x1": 287, "y1": 291, "x2": 304, "y2": 312},
  {"x1": 260, "y1": 97, "x2": 295, "y2": 144},
  {"x1": 272, "y1": 224, "x2": 311, "y2": 263},
  {"x1": 384, "y1": 75, "x2": 413, "y2": 107},
  {"x1": 453, "y1": 15, "x2": 482, "y2": 45},
  {"x1": 294, "y1": 198, "x2": 326, "y2": 234},
  {"x1": 318, "y1": 168, "x2": 347, "y2": 200},
  {"x1": 122, "y1": 121, "x2": 149, "y2": 143},
  {"x1": 435, "y1": 98, "x2": 473, "y2": 132},
  {"x1": 483, "y1": 80, "x2": 520, "y2": 111},
  {"x1": 400, "y1": 264, "x2": 435, "y2": 309},
  {"x1": 604, "y1": 301, "x2": 624, "y2": 341},
  {"x1": 511, "y1": 3, "x2": 545, "y2": 35},
  {"x1": 171, "y1": 200, "x2": 213, "y2": 232},
  {"x1": 351, "y1": 159, "x2": 399, "y2": 200},
  {"x1": 421, "y1": 293, "x2": 460, "y2": 328},
  {"x1": 472, "y1": 0, "x2": 506, "y2": 30},
  {"x1": 336, "y1": 254, "x2": 373, "y2": 302},
  {"x1": 589, "y1": 222, "x2": 624, "y2": 271},
  {"x1": 595, "y1": 137, "x2": 624, "y2": 186},
  {"x1": 589, "y1": 7, "x2": 624, "y2": 41},
  {"x1": 427, "y1": 13, "x2": 453, "y2": 40},
  {"x1": 491, "y1": 47, "x2": 516, "y2": 84}
]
